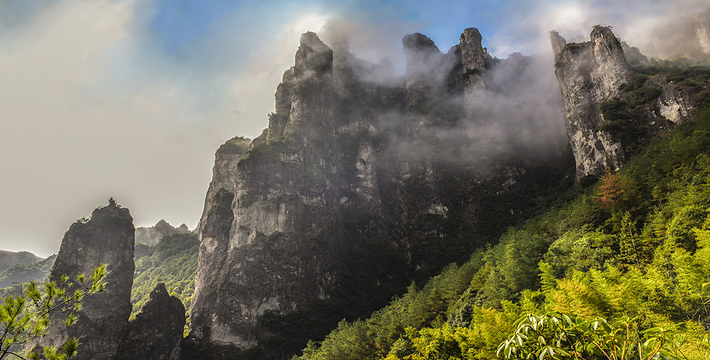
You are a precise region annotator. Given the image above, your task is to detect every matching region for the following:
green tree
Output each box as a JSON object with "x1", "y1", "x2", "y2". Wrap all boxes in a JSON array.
[
  {"x1": 497, "y1": 313, "x2": 678, "y2": 360},
  {"x1": 0, "y1": 265, "x2": 106, "y2": 360},
  {"x1": 594, "y1": 172, "x2": 627, "y2": 211}
]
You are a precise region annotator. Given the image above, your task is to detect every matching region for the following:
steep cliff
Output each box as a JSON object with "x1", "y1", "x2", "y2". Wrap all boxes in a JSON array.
[
  {"x1": 114, "y1": 283, "x2": 185, "y2": 360},
  {"x1": 32, "y1": 200, "x2": 135, "y2": 360},
  {"x1": 552, "y1": 26, "x2": 696, "y2": 178},
  {"x1": 190, "y1": 28, "x2": 572, "y2": 357}
]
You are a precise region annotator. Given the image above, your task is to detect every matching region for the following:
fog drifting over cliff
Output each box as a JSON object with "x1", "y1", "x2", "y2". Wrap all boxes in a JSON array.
[{"x1": 0, "y1": 0, "x2": 706, "y2": 256}]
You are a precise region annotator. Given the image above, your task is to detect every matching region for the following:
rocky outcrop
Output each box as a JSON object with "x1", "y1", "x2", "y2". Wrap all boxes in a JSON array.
[
  {"x1": 114, "y1": 283, "x2": 185, "y2": 360},
  {"x1": 551, "y1": 26, "x2": 696, "y2": 178},
  {"x1": 190, "y1": 28, "x2": 572, "y2": 357},
  {"x1": 190, "y1": 32, "x2": 342, "y2": 351},
  {"x1": 135, "y1": 220, "x2": 191, "y2": 246},
  {"x1": 551, "y1": 26, "x2": 633, "y2": 177},
  {"x1": 31, "y1": 200, "x2": 135, "y2": 360}
]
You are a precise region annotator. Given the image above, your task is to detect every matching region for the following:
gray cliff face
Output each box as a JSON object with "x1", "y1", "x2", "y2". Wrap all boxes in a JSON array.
[
  {"x1": 114, "y1": 283, "x2": 185, "y2": 360},
  {"x1": 191, "y1": 28, "x2": 572, "y2": 355},
  {"x1": 551, "y1": 26, "x2": 695, "y2": 178},
  {"x1": 552, "y1": 27, "x2": 633, "y2": 177},
  {"x1": 33, "y1": 201, "x2": 135, "y2": 360},
  {"x1": 202, "y1": 137, "x2": 253, "y2": 208},
  {"x1": 191, "y1": 32, "x2": 342, "y2": 349}
]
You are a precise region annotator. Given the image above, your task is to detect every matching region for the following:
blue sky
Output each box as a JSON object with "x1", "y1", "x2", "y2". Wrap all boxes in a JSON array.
[{"x1": 0, "y1": 0, "x2": 697, "y2": 256}]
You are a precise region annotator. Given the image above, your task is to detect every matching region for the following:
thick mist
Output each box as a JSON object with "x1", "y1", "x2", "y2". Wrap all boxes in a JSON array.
[
  {"x1": 1, "y1": 0, "x2": 706, "y2": 257},
  {"x1": 319, "y1": 23, "x2": 570, "y2": 170}
]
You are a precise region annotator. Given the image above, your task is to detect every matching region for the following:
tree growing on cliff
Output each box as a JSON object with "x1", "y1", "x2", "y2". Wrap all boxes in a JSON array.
[
  {"x1": 594, "y1": 172, "x2": 627, "y2": 211},
  {"x1": 0, "y1": 265, "x2": 106, "y2": 360}
]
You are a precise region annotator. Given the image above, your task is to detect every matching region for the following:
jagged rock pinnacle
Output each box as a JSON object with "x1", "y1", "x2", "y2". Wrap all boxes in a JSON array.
[
  {"x1": 549, "y1": 30, "x2": 566, "y2": 61},
  {"x1": 403, "y1": 33, "x2": 442, "y2": 80},
  {"x1": 113, "y1": 283, "x2": 185, "y2": 360},
  {"x1": 30, "y1": 202, "x2": 135, "y2": 360},
  {"x1": 459, "y1": 28, "x2": 486, "y2": 74},
  {"x1": 295, "y1": 32, "x2": 333, "y2": 77}
]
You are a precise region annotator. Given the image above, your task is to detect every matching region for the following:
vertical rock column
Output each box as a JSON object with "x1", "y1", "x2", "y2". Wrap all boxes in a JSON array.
[
  {"x1": 551, "y1": 27, "x2": 633, "y2": 178},
  {"x1": 190, "y1": 31, "x2": 343, "y2": 350},
  {"x1": 113, "y1": 283, "x2": 185, "y2": 360},
  {"x1": 32, "y1": 200, "x2": 135, "y2": 360}
]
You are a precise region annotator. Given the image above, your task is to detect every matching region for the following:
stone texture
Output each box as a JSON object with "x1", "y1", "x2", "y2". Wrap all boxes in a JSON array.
[
  {"x1": 551, "y1": 26, "x2": 633, "y2": 178},
  {"x1": 113, "y1": 283, "x2": 185, "y2": 360},
  {"x1": 31, "y1": 200, "x2": 134, "y2": 360},
  {"x1": 190, "y1": 28, "x2": 572, "y2": 358},
  {"x1": 551, "y1": 26, "x2": 695, "y2": 178}
]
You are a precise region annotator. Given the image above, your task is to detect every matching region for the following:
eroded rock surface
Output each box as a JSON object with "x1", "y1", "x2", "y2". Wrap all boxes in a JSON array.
[
  {"x1": 190, "y1": 28, "x2": 573, "y2": 357},
  {"x1": 114, "y1": 283, "x2": 185, "y2": 360},
  {"x1": 552, "y1": 26, "x2": 695, "y2": 178},
  {"x1": 31, "y1": 200, "x2": 134, "y2": 360}
]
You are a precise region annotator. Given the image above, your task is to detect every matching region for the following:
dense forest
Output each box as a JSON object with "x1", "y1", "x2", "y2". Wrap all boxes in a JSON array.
[
  {"x1": 132, "y1": 233, "x2": 199, "y2": 331},
  {"x1": 297, "y1": 69, "x2": 710, "y2": 359}
]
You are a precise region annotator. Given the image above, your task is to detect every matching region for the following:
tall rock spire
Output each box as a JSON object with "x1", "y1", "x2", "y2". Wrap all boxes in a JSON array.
[
  {"x1": 552, "y1": 26, "x2": 633, "y2": 177},
  {"x1": 31, "y1": 200, "x2": 135, "y2": 360}
]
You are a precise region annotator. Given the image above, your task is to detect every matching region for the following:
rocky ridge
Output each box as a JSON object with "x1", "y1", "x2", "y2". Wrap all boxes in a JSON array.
[
  {"x1": 29, "y1": 201, "x2": 186, "y2": 360},
  {"x1": 114, "y1": 283, "x2": 185, "y2": 360},
  {"x1": 190, "y1": 28, "x2": 572, "y2": 357},
  {"x1": 551, "y1": 26, "x2": 696, "y2": 178}
]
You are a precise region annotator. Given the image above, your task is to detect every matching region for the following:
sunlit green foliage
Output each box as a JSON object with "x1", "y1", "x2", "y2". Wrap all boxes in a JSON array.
[
  {"x1": 0, "y1": 265, "x2": 106, "y2": 360},
  {"x1": 131, "y1": 234, "x2": 199, "y2": 324},
  {"x1": 498, "y1": 313, "x2": 679, "y2": 360}
]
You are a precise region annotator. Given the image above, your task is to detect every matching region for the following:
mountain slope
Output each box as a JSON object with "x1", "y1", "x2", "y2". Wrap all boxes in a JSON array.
[
  {"x1": 0, "y1": 250, "x2": 43, "y2": 274},
  {"x1": 189, "y1": 27, "x2": 573, "y2": 358},
  {"x1": 131, "y1": 233, "x2": 199, "y2": 320},
  {"x1": 0, "y1": 254, "x2": 55, "y2": 289},
  {"x1": 298, "y1": 104, "x2": 710, "y2": 360}
]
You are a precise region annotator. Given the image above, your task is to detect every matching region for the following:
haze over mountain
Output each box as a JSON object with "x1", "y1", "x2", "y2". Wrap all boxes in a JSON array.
[
  {"x1": 0, "y1": 0, "x2": 709, "y2": 359},
  {"x1": 0, "y1": 0, "x2": 705, "y2": 257}
]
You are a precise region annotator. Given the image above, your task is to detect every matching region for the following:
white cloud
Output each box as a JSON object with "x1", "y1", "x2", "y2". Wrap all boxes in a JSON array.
[{"x1": 0, "y1": 0, "x2": 234, "y2": 256}]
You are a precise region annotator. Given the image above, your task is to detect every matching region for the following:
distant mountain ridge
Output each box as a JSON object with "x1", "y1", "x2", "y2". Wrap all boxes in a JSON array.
[
  {"x1": 0, "y1": 254, "x2": 55, "y2": 289},
  {"x1": 135, "y1": 219, "x2": 191, "y2": 246},
  {"x1": 0, "y1": 250, "x2": 43, "y2": 274}
]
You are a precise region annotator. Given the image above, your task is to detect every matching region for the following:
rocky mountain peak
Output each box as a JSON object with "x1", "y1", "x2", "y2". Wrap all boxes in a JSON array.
[
  {"x1": 552, "y1": 26, "x2": 694, "y2": 178},
  {"x1": 113, "y1": 283, "x2": 184, "y2": 360},
  {"x1": 549, "y1": 30, "x2": 566, "y2": 61},
  {"x1": 30, "y1": 200, "x2": 135, "y2": 360},
  {"x1": 403, "y1": 33, "x2": 443, "y2": 82},
  {"x1": 189, "y1": 27, "x2": 574, "y2": 358},
  {"x1": 295, "y1": 31, "x2": 333, "y2": 78},
  {"x1": 136, "y1": 219, "x2": 191, "y2": 246},
  {"x1": 459, "y1": 27, "x2": 486, "y2": 74},
  {"x1": 154, "y1": 219, "x2": 171, "y2": 230}
]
